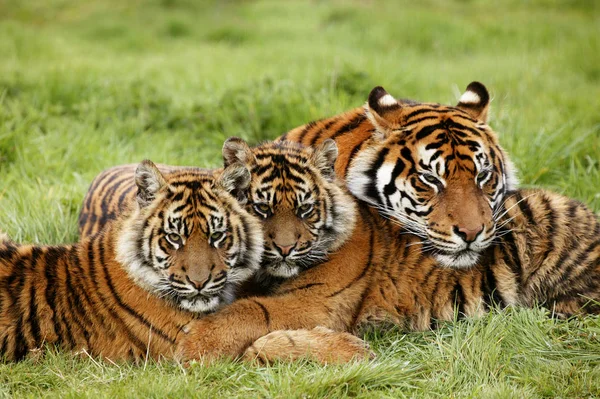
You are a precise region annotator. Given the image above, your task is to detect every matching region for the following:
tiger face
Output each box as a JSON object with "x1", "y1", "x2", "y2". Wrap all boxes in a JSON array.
[
  {"x1": 116, "y1": 160, "x2": 263, "y2": 313},
  {"x1": 222, "y1": 139, "x2": 356, "y2": 279},
  {"x1": 347, "y1": 82, "x2": 518, "y2": 269}
]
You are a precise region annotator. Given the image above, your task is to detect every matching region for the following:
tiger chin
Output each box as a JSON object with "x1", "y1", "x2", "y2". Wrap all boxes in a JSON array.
[
  {"x1": 282, "y1": 82, "x2": 519, "y2": 269},
  {"x1": 221, "y1": 138, "x2": 357, "y2": 292},
  {"x1": 0, "y1": 160, "x2": 264, "y2": 361}
]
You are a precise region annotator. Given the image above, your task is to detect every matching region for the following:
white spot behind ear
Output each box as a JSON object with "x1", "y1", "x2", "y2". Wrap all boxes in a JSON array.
[
  {"x1": 378, "y1": 94, "x2": 397, "y2": 107},
  {"x1": 459, "y1": 91, "x2": 481, "y2": 105}
]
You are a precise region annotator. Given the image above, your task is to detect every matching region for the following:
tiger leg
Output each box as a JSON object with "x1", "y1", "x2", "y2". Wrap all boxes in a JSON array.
[
  {"x1": 242, "y1": 327, "x2": 374, "y2": 364},
  {"x1": 176, "y1": 217, "x2": 377, "y2": 361}
]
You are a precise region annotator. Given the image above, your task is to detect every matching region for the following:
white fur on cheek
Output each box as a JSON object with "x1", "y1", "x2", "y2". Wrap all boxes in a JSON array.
[
  {"x1": 346, "y1": 146, "x2": 379, "y2": 201},
  {"x1": 376, "y1": 163, "x2": 395, "y2": 197},
  {"x1": 116, "y1": 216, "x2": 163, "y2": 292}
]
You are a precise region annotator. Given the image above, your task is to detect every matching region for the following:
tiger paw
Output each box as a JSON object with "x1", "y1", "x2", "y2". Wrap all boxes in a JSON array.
[
  {"x1": 176, "y1": 319, "x2": 243, "y2": 362},
  {"x1": 242, "y1": 326, "x2": 375, "y2": 365}
]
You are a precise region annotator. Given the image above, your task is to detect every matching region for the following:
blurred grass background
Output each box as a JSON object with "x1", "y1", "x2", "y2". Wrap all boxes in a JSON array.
[{"x1": 0, "y1": 0, "x2": 599, "y2": 397}]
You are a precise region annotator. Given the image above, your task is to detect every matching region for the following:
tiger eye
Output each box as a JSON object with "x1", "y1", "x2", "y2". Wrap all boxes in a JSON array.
[
  {"x1": 298, "y1": 204, "x2": 313, "y2": 212},
  {"x1": 423, "y1": 174, "x2": 441, "y2": 185},
  {"x1": 166, "y1": 233, "x2": 182, "y2": 246},
  {"x1": 254, "y1": 203, "x2": 270, "y2": 213},
  {"x1": 210, "y1": 231, "x2": 224, "y2": 241},
  {"x1": 477, "y1": 170, "x2": 491, "y2": 183}
]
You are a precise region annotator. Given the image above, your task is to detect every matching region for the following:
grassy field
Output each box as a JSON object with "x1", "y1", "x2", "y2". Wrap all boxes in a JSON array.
[{"x1": 0, "y1": 0, "x2": 599, "y2": 397}]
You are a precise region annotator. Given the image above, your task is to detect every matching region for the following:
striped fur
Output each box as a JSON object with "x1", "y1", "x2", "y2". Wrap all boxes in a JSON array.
[
  {"x1": 222, "y1": 139, "x2": 356, "y2": 290},
  {"x1": 177, "y1": 188, "x2": 600, "y2": 360},
  {"x1": 0, "y1": 160, "x2": 264, "y2": 361},
  {"x1": 78, "y1": 141, "x2": 357, "y2": 295},
  {"x1": 280, "y1": 82, "x2": 518, "y2": 269}
]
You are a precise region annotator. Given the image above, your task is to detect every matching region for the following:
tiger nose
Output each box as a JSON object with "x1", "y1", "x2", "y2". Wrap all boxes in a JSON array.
[
  {"x1": 454, "y1": 225, "x2": 484, "y2": 243},
  {"x1": 274, "y1": 242, "x2": 296, "y2": 257}
]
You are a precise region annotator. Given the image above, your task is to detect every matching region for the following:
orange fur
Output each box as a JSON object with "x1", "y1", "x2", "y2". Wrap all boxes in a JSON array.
[{"x1": 177, "y1": 189, "x2": 600, "y2": 361}]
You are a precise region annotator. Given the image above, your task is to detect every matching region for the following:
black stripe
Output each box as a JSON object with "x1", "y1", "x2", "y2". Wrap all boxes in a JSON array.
[
  {"x1": 500, "y1": 230, "x2": 522, "y2": 289},
  {"x1": 365, "y1": 147, "x2": 389, "y2": 202},
  {"x1": 13, "y1": 316, "x2": 27, "y2": 360},
  {"x1": 327, "y1": 218, "x2": 374, "y2": 298},
  {"x1": 482, "y1": 252, "x2": 504, "y2": 308},
  {"x1": 514, "y1": 192, "x2": 535, "y2": 226},
  {"x1": 98, "y1": 240, "x2": 176, "y2": 345},
  {"x1": 87, "y1": 237, "x2": 148, "y2": 353},
  {"x1": 43, "y1": 247, "x2": 65, "y2": 347},
  {"x1": 555, "y1": 238, "x2": 600, "y2": 293},
  {"x1": 27, "y1": 271, "x2": 41, "y2": 347},
  {"x1": 296, "y1": 121, "x2": 318, "y2": 144},
  {"x1": 308, "y1": 120, "x2": 336, "y2": 146},
  {"x1": 415, "y1": 124, "x2": 443, "y2": 141},
  {"x1": 63, "y1": 247, "x2": 92, "y2": 349},
  {"x1": 539, "y1": 194, "x2": 556, "y2": 263},
  {"x1": 383, "y1": 157, "x2": 405, "y2": 196},
  {"x1": 276, "y1": 282, "x2": 325, "y2": 295},
  {"x1": 404, "y1": 107, "x2": 438, "y2": 121},
  {"x1": 344, "y1": 141, "x2": 365, "y2": 179},
  {"x1": 117, "y1": 184, "x2": 136, "y2": 209},
  {"x1": 250, "y1": 299, "x2": 271, "y2": 329},
  {"x1": 69, "y1": 245, "x2": 111, "y2": 335},
  {"x1": 452, "y1": 282, "x2": 466, "y2": 317},
  {"x1": 83, "y1": 170, "x2": 120, "y2": 221},
  {"x1": 349, "y1": 289, "x2": 371, "y2": 329},
  {"x1": 328, "y1": 114, "x2": 366, "y2": 141},
  {"x1": 0, "y1": 335, "x2": 8, "y2": 359}
]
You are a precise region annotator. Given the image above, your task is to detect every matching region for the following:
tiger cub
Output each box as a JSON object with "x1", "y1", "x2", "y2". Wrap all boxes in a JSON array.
[
  {"x1": 221, "y1": 138, "x2": 356, "y2": 293},
  {"x1": 281, "y1": 82, "x2": 518, "y2": 269},
  {"x1": 77, "y1": 140, "x2": 357, "y2": 295},
  {"x1": 0, "y1": 160, "x2": 264, "y2": 361}
]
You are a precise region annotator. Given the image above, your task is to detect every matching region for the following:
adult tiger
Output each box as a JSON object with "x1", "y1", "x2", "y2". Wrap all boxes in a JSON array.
[
  {"x1": 0, "y1": 160, "x2": 267, "y2": 361},
  {"x1": 280, "y1": 82, "x2": 518, "y2": 269},
  {"x1": 78, "y1": 140, "x2": 357, "y2": 295},
  {"x1": 177, "y1": 187, "x2": 600, "y2": 361},
  {"x1": 175, "y1": 84, "x2": 600, "y2": 360}
]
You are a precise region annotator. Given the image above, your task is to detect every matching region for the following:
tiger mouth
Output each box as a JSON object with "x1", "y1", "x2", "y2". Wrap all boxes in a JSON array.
[
  {"x1": 264, "y1": 261, "x2": 301, "y2": 279},
  {"x1": 434, "y1": 249, "x2": 481, "y2": 269},
  {"x1": 169, "y1": 289, "x2": 222, "y2": 304},
  {"x1": 177, "y1": 293, "x2": 223, "y2": 313}
]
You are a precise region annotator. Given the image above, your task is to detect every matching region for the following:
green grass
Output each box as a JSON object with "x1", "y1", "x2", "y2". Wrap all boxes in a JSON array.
[{"x1": 0, "y1": 0, "x2": 599, "y2": 397}]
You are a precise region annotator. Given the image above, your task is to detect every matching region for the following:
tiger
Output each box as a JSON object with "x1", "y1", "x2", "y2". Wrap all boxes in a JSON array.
[
  {"x1": 78, "y1": 139, "x2": 357, "y2": 295},
  {"x1": 176, "y1": 187, "x2": 600, "y2": 361},
  {"x1": 280, "y1": 81, "x2": 519, "y2": 270},
  {"x1": 174, "y1": 84, "x2": 600, "y2": 361},
  {"x1": 0, "y1": 159, "x2": 267, "y2": 361}
]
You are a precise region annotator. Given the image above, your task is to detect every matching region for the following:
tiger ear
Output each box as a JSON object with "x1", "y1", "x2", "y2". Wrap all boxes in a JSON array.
[
  {"x1": 135, "y1": 160, "x2": 167, "y2": 208},
  {"x1": 366, "y1": 86, "x2": 403, "y2": 140},
  {"x1": 311, "y1": 139, "x2": 338, "y2": 181},
  {"x1": 216, "y1": 163, "x2": 251, "y2": 204},
  {"x1": 222, "y1": 137, "x2": 255, "y2": 167},
  {"x1": 456, "y1": 81, "x2": 490, "y2": 122}
]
